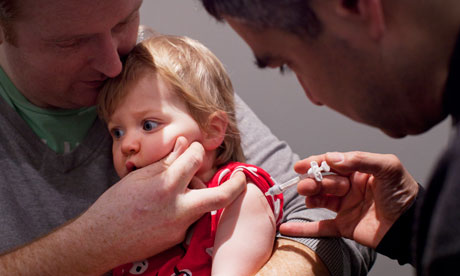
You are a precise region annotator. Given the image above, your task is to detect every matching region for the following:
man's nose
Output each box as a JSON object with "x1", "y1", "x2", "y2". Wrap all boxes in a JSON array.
[{"x1": 91, "y1": 33, "x2": 123, "y2": 78}]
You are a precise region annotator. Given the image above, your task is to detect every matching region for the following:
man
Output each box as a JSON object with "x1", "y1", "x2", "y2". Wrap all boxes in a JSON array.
[
  {"x1": 0, "y1": 0, "x2": 372, "y2": 275},
  {"x1": 199, "y1": 0, "x2": 460, "y2": 275}
]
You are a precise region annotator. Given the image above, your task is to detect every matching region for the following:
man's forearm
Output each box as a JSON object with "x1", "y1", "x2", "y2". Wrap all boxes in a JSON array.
[
  {"x1": 0, "y1": 218, "x2": 112, "y2": 276},
  {"x1": 256, "y1": 238, "x2": 330, "y2": 276}
]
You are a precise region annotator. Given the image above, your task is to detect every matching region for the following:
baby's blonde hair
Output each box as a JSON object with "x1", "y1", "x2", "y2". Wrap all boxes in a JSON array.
[{"x1": 98, "y1": 35, "x2": 245, "y2": 166}]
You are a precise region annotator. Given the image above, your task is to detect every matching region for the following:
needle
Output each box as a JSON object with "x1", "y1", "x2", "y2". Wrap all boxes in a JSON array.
[{"x1": 265, "y1": 161, "x2": 334, "y2": 196}]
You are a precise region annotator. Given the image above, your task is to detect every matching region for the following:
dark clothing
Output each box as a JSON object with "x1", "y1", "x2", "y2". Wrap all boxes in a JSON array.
[{"x1": 376, "y1": 30, "x2": 460, "y2": 275}]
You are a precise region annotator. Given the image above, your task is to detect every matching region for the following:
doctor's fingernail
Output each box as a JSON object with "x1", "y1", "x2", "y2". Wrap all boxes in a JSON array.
[{"x1": 327, "y1": 152, "x2": 344, "y2": 164}]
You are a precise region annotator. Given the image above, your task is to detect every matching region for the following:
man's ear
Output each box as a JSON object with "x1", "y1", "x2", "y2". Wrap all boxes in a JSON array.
[
  {"x1": 0, "y1": 25, "x2": 5, "y2": 45},
  {"x1": 202, "y1": 111, "x2": 228, "y2": 151},
  {"x1": 336, "y1": 0, "x2": 386, "y2": 40}
]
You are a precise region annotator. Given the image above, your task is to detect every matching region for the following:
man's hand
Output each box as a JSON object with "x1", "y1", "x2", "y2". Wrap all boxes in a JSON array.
[
  {"x1": 256, "y1": 238, "x2": 330, "y2": 276},
  {"x1": 0, "y1": 137, "x2": 246, "y2": 275},
  {"x1": 280, "y1": 151, "x2": 419, "y2": 249}
]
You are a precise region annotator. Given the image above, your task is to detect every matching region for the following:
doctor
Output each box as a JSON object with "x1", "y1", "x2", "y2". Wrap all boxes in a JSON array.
[{"x1": 200, "y1": 0, "x2": 460, "y2": 275}]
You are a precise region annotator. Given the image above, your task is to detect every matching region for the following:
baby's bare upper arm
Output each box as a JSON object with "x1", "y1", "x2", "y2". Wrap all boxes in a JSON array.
[{"x1": 211, "y1": 172, "x2": 276, "y2": 275}]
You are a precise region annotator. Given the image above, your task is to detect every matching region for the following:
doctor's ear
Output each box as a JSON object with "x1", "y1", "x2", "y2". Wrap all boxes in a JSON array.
[
  {"x1": 202, "y1": 111, "x2": 228, "y2": 151},
  {"x1": 336, "y1": 0, "x2": 386, "y2": 40}
]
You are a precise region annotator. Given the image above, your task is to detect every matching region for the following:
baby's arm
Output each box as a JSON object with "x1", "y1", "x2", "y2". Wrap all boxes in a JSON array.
[{"x1": 212, "y1": 172, "x2": 276, "y2": 276}]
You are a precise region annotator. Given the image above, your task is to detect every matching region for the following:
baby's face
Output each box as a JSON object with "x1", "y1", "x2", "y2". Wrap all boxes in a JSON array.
[{"x1": 108, "y1": 74, "x2": 204, "y2": 178}]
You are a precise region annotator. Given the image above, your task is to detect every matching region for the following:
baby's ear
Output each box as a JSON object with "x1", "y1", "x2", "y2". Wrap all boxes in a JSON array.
[{"x1": 202, "y1": 111, "x2": 228, "y2": 151}]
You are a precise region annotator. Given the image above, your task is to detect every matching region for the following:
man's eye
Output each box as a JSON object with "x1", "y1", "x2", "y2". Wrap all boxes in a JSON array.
[
  {"x1": 143, "y1": 120, "x2": 158, "y2": 131},
  {"x1": 55, "y1": 39, "x2": 83, "y2": 49},
  {"x1": 111, "y1": 128, "x2": 124, "y2": 139},
  {"x1": 279, "y1": 64, "x2": 292, "y2": 75}
]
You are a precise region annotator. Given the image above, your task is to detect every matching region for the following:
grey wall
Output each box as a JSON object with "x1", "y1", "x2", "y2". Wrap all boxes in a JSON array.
[{"x1": 140, "y1": 1, "x2": 452, "y2": 275}]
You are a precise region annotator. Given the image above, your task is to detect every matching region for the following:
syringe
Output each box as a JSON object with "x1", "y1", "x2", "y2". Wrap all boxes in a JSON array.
[{"x1": 265, "y1": 161, "x2": 334, "y2": 196}]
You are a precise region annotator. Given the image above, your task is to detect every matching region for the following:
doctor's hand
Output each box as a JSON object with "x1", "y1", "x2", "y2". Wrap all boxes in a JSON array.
[{"x1": 279, "y1": 151, "x2": 419, "y2": 249}]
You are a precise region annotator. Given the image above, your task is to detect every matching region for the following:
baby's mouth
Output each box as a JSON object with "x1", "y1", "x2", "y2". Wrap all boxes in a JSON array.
[{"x1": 126, "y1": 162, "x2": 140, "y2": 173}]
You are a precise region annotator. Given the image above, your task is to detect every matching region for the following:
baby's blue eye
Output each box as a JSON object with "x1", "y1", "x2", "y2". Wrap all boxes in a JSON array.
[
  {"x1": 111, "y1": 128, "x2": 124, "y2": 139},
  {"x1": 143, "y1": 120, "x2": 158, "y2": 131}
]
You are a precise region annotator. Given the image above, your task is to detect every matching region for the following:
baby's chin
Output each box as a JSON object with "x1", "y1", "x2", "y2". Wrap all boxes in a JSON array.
[{"x1": 116, "y1": 170, "x2": 128, "y2": 178}]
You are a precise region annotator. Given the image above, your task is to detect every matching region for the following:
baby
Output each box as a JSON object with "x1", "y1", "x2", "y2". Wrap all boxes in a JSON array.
[{"x1": 98, "y1": 35, "x2": 283, "y2": 276}]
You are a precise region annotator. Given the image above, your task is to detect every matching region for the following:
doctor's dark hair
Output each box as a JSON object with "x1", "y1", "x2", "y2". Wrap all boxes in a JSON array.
[{"x1": 200, "y1": 0, "x2": 322, "y2": 37}]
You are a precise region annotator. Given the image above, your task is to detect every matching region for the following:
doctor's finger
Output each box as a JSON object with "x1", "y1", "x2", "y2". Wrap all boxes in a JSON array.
[
  {"x1": 324, "y1": 151, "x2": 405, "y2": 178},
  {"x1": 279, "y1": 220, "x2": 340, "y2": 238},
  {"x1": 296, "y1": 151, "x2": 404, "y2": 178},
  {"x1": 294, "y1": 153, "x2": 328, "y2": 174},
  {"x1": 297, "y1": 175, "x2": 350, "y2": 197},
  {"x1": 305, "y1": 194, "x2": 342, "y2": 212}
]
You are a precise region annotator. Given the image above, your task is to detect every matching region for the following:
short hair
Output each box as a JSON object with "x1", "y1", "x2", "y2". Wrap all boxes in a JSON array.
[
  {"x1": 0, "y1": 0, "x2": 18, "y2": 43},
  {"x1": 200, "y1": 0, "x2": 322, "y2": 37},
  {"x1": 98, "y1": 35, "x2": 245, "y2": 166}
]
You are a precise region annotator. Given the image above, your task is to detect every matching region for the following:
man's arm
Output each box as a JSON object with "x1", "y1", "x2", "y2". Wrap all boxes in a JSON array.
[
  {"x1": 0, "y1": 218, "x2": 116, "y2": 276},
  {"x1": 0, "y1": 139, "x2": 245, "y2": 275},
  {"x1": 257, "y1": 238, "x2": 330, "y2": 276},
  {"x1": 235, "y1": 94, "x2": 375, "y2": 276}
]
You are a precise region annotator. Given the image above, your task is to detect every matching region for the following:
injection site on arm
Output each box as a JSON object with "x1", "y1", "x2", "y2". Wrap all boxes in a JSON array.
[{"x1": 266, "y1": 161, "x2": 334, "y2": 196}]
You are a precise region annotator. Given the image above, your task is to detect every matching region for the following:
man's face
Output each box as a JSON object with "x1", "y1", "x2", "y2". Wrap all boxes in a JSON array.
[
  {"x1": 225, "y1": 13, "x2": 447, "y2": 138},
  {"x1": 0, "y1": 0, "x2": 143, "y2": 109}
]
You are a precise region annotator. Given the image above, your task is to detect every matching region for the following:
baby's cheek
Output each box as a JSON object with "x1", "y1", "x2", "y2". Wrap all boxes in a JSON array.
[
  {"x1": 112, "y1": 151, "x2": 126, "y2": 178},
  {"x1": 113, "y1": 159, "x2": 127, "y2": 178},
  {"x1": 140, "y1": 145, "x2": 170, "y2": 166}
]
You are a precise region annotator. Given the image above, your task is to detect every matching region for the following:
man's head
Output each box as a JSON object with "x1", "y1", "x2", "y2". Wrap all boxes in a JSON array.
[
  {"x1": 0, "y1": 0, "x2": 143, "y2": 109},
  {"x1": 98, "y1": 35, "x2": 245, "y2": 168},
  {"x1": 201, "y1": 0, "x2": 457, "y2": 137}
]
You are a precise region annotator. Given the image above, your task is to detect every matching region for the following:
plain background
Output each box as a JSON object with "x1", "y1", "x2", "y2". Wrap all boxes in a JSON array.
[{"x1": 140, "y1": 1, "x2": 452, "y2": 275}]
